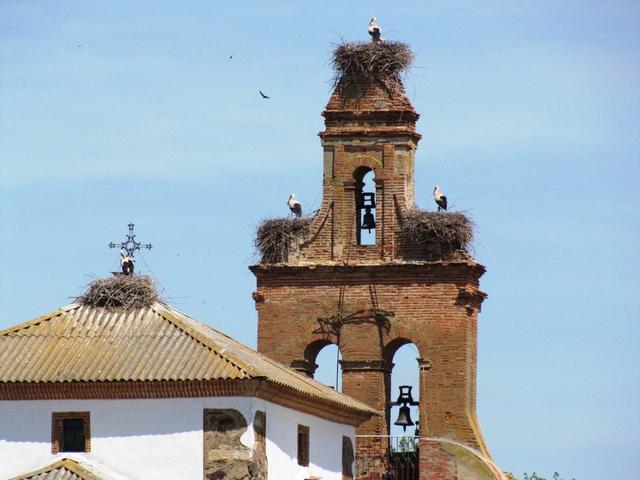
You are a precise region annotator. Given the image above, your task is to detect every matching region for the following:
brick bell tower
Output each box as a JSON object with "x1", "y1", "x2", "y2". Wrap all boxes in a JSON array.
[{"x1": 251, "y1": 40, "x2": 496, "y2": 478}]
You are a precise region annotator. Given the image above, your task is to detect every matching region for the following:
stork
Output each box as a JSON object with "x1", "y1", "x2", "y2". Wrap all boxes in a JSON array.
[
  {"x1": 288, "y1": 193, "x2": 302, "y2": 218},
  {"x1": 433, "y1": 185, "x2": 448, "y2": 212},
  {"x1": 368, "y1": 17, "x2": 382, "y2": 43},
  {"x1": 120, "y1": 251, "x2": 135, "y2": 276}
]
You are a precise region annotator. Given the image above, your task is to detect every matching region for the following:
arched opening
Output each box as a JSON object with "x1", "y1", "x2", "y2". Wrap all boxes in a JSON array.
[
  {"x1": 309, "y1": 342, "x2": 343, "y2": 392},
  {"x1": 385, "y1": 340, "x2": 420, "y2": 439},
  {"x1": 354, "y1": 167, "x2": 376, "y2": 246}
]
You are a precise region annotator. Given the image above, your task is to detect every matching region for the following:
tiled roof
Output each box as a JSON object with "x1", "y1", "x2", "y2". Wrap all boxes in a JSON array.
[
  {"x1": 0, "y1": 302, "x2": 378, "y2": 416},
  {"x1": 9, "y1": 458, "x2": 101, "y2": 480}
]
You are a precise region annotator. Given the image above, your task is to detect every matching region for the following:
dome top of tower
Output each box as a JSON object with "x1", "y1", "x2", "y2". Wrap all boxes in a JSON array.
[{"x1": 322, "y1": 41, "x2": 420, "y2": 139}]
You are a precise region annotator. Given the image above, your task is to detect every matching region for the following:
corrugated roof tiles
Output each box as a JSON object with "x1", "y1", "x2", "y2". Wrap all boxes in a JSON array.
[
  {"x1": 9, "y1": 458, "x2": 101, "y2": 480},
  {"x1": 0, "y1": 302, "x2": 377, "y2": 416}
]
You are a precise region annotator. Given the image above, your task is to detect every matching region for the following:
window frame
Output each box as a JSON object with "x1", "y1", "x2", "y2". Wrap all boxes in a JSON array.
[
  {"x1": 51, "y1": 411, "x2": 91, "y2": 454},
  {"x1": 297, "y1": 424, "x2": 310, "y2": 467}
]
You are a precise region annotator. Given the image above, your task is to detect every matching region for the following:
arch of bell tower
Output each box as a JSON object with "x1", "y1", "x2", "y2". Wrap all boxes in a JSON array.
[{"x1": 251, "y1": 39, "x2": 499, "y2": 480}]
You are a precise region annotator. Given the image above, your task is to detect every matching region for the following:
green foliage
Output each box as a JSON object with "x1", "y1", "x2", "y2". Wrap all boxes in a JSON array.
[
  {"x1": 523, "y1": 472, "x2": 575, "y2": 480},
  {"x1": 390, "y1": 436, "x2": 418, "y2": 453}
]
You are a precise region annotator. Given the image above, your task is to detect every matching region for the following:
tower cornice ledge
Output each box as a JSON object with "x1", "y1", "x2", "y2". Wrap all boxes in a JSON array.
[{"x1": 249, "y1": 258, "x2": 486, "y2": 277}]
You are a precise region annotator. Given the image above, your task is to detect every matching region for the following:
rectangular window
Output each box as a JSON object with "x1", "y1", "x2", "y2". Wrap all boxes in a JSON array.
[
  {"x1": 297, "y1": 424, "x2": 310, "y2": 466},
  {"x1": 342, "y1": 435, "x2": 354, "y2": 479},
  {"x1": 63, "y1": 418, "x2": 85, "y2": 451},
  {"x1": 52, "y1": 412, "x2": 90, "y2": 454}
]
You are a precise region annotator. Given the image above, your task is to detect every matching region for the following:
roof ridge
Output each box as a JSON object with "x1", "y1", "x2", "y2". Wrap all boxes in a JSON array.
[
  {"x1": 9, "y1": 457, "x2": 101, "y2": 480},
  {"x1": 0, "y1": 304, "x2": 80, "y2": 337},
  {"x1": 150, "y1": 303, "x2": 254, "y2": 378},
  {"x1": 152, "y1": 304, "x2": 378, "y2": 415}
]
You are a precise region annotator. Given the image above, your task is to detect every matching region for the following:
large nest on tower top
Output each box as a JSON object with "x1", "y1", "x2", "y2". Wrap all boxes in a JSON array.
[
  {"x1": 77, "y1": 275, "x2": 160, "y2": 310},
  {"x1": 255, "y1": 217, "x2": 312, "y2": 264},
  {"x1": 331, "y1": 41, "x2": 413, "y2": 86},
  {"x1": 400, "y1": 210, "x2": 474, "y2": 253}
]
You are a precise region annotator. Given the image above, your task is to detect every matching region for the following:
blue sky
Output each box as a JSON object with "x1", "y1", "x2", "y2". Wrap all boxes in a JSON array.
[{"x1": 1, "y1": 1, "x2": 639, "y2": 479}]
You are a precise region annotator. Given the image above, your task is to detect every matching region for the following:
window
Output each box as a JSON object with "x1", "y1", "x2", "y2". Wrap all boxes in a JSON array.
[
  {"x1": 297, "y1": 424, "x2": 310, "y2": 466},
  {"x1": 354, "y1": 167, "x2": 376, "y2": 245},
  {"x1": 342, "y1": 435, "x2": 354, "y2": 479},
  {"x1": 52, "y1": 412, "x2": 90, "y2": 454}
]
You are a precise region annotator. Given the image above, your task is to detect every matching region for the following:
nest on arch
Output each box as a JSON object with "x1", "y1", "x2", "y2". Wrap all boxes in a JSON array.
[
  {"x1": 255, "y1": 217, "x2": 312, "y2": 264},
  {"x1": 77, "y1": 274, "x2": 160, "y2": 310},
  {"x1": 400, "y1": 209, "x2": 474, "y2": 253}
]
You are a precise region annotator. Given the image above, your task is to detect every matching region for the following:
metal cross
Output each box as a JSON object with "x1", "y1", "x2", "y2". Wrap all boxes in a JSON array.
[{"x1": 108, "y1": 223, "x2": 152, "y2": 257}]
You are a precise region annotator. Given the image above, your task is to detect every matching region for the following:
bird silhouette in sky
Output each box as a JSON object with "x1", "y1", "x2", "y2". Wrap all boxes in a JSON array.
[{"x1": 259, "y1": 90, "x2": 270, "y2": 99}]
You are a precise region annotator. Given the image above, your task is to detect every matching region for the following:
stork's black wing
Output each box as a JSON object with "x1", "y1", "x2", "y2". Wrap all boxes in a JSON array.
[
  {"x1": 293, "y1": 203, "x2": 302, "y2": 218},
  {"x1": 436, "y1": 196, "x2": 448, "y2": 211}
]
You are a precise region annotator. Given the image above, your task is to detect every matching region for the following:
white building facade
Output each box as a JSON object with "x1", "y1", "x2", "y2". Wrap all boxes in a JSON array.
[
  {"x1": 0, "y1": 296, "x2": 376, "y2": 480},
  {"x1": 1, "y1": 396, "x2": 356, "y2": 480}
]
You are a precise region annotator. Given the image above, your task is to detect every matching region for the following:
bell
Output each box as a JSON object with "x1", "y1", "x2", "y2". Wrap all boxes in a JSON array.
[
  {"x1": 394, "y1": 405, "x2": 414, "y2": 431},
  {"x1": 361, "y1": 207, "x2": 375, "y2": 232}
]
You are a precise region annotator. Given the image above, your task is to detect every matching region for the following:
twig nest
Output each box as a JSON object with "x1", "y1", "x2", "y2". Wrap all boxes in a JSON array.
[
  {"x1": 331, "y1": 41, "x2": 413, "y2": 86},
  {"x1": 255, "y1": 217, "x2": 311, "y2": 264},
  {"x1": 400, "y1": 210, "x2": 474, "y2": 253},
  {"x1": 77, "y1": 275, "x2": 160, "y2": 310}
]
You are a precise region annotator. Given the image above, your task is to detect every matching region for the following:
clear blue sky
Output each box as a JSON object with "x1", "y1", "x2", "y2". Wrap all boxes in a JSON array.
[{"x1": 1, "y1": 2, "x2": 639, "y2": 479}]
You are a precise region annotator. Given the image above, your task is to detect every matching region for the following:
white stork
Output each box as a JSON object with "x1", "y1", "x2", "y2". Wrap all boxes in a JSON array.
[
  {"x1": 287, "y1": 193, "x2": 302, "y2": 218},
  {"x1": 433, "y1": 185, "x2": 448, "y2": 212},
  {"x1": 368, "y1": 17, "x2": 382, "y2": 43},
  {"x1": 120, "y1": 251, "x2": 135, "y2": 276}
]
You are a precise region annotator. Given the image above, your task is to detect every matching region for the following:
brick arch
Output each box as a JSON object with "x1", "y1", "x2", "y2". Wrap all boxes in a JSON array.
[
  {"x1": 352, "y1": 163, "x2": 378, "y2": 181},
  {"x1": 304, "y1": 338, "x2": 335, "y2": 365},
  {"x1": 384, "y1": 337, "x2": 423, "y2": 366}
]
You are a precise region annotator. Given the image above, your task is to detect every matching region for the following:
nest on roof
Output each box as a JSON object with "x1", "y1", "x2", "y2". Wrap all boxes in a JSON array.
[
  {"x1": 255, "y1": 217, "x2": 312, "y2": 264},
  {"x1": 400, "y1": 209, "x2": 474, "y2": 253},
  {"x1": 77, "y1": 275, "x2": 160, "y2": 310},
  {"x1": 331, "y1": 40, "x2": 413, "y2": 87}
]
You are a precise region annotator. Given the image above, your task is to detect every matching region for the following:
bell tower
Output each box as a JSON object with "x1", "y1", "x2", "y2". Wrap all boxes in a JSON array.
[{"x1": 251, "y1": 40, "x2": 498, "y2": 479}]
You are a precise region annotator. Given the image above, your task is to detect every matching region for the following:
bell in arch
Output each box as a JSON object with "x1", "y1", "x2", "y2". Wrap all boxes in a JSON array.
[
  {"x1": 394, "y1": 405, "x2": 414, "y2": 431},
  {"x1": 361, "y1": 207, "x2": 376, "y2": 232}
]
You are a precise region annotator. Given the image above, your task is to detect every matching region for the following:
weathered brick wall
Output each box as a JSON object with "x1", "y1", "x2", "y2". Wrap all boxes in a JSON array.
[
  {"x1": 252, "y1": 68, "x2": 495, "y2": 478},
  {"x1": 251, "y1": 262, "x2": 488, "y2": 456}
]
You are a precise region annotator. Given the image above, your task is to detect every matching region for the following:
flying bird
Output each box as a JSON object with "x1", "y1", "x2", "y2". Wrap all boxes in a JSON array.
[
  {"x1": 120, "y1": 251, "x2": 135, "y2": 276},
  {"x1": 259, "y1": 90, "x2": 270, "y2": 99},
  {"x1": 288, "y1": 194, "x2": 302, "y2": 218},
  {"x1": 368, "y1": 17, "x2": 382, "y2": 43},
  {"x1": 433, "y1": 185, "x2": 448, "y2": 212}
]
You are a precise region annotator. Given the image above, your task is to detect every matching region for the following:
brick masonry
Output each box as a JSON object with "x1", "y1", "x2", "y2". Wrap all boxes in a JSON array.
[{"x1": 251, "y1": 67, "x2": 497, "y2": 479}]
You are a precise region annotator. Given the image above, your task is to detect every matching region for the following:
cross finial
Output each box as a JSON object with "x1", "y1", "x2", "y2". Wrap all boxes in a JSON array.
[{"x1": 108, "y1": 223, "x2": 152, "y2": 257}]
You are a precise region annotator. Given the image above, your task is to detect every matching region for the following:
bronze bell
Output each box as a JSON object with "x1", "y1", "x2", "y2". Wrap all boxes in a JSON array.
[
  {"x1": 361, "y1": 207, "x2": 375, "y2": 232},
  {"x1": 394, "y1": 405, "x2": 414, "y2": 431}
]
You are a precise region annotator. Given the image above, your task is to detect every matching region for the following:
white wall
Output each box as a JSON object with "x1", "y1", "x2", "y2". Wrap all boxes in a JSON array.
[{"x1": 0, "y1": 396, "x2": 355, "y2": 480}]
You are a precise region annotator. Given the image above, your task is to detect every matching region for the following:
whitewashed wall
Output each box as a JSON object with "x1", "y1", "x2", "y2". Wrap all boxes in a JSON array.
[{"x1": 0, "y1": 396, "x2": 355, "y2": 480}]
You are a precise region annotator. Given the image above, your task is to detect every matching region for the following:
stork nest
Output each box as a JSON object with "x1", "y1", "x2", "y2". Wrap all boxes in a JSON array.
[
  {"x1": 77, "y1": 275, "x2": 160, "y2": 310},
  {"x1": 400, "y1": 209, "x2": 474, "y2": 252},
  {"x1": 255, "y1": 217, "x2": 312, "y2": 264},
  {"x1": 331, "y1": 41, "x2": 413, "y2": 86}
]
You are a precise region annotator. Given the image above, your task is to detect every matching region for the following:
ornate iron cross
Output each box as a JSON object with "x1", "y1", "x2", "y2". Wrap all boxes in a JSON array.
[{"x1": 109, "y1": 223, "x2": 152, "y2": 257}]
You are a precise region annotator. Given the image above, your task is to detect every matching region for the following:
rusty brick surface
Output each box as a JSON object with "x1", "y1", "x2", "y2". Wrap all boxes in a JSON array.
[{"x1": 252, "y1": 69, "x2": 496, "y2": 477}]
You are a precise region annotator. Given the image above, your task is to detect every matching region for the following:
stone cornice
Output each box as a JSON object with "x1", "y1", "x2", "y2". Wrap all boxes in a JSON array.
[
  {"x1": 250, "y1": 259, "x2": 486, "y2": 278},
  {"x1": 319, "y1": 129, "x2": 422, "y2": 141},
  {"x1": 340, "y1": 359, "x2": 390, "y2": 372},
  {"x1": 322, "y1": 109, "x2": 420, "y2": 123}
]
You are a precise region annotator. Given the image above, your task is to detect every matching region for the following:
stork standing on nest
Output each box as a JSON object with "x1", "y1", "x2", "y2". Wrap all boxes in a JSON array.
[
  {"x1": 433, "y1": 185, "x2": 448, "y2": 212},
  {"x1": 368, "y1": 17, "x2": 383, "y2": 43},
  {"x1": 287, "y1": 193, "x2": 302, "y2": 218},
  {"x1": 120, "y1": 251, "x2": 135, "y2": 276}
]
